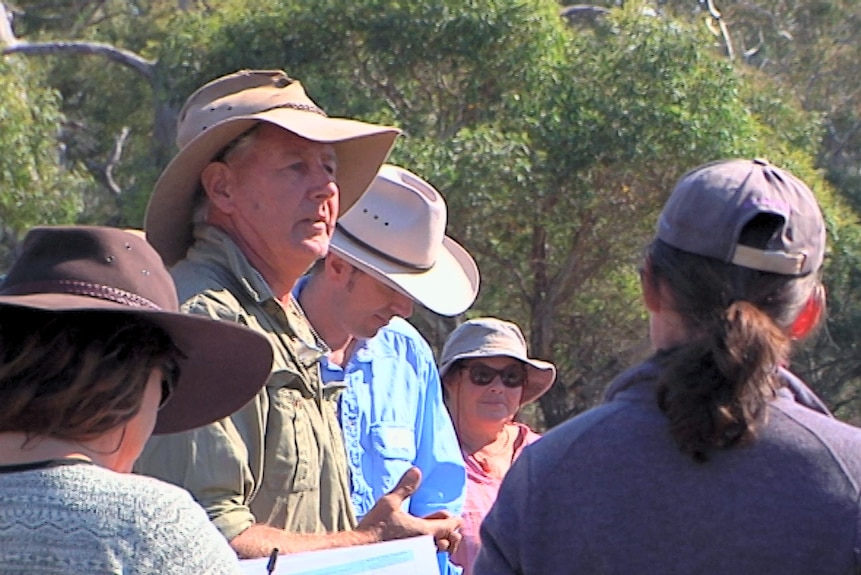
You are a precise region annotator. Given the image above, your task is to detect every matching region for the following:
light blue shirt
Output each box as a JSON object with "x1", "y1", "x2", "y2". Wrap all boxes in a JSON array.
[{"x1": 294, "y1": 277, "x2": 466, "y2": 574}]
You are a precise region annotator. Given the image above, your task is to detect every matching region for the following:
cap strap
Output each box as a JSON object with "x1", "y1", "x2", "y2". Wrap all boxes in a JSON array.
[
  {"x1": 335, "y1": 224, "x2": 434, "y2": 271},
  {"x1": 732, "y1": 245, "x2": 806, "y2": 275},
  {"x1": 0, "y1": 280, "x2": 162, "y2": 310}
]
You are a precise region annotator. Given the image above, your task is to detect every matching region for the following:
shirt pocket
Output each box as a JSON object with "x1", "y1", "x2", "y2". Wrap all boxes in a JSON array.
[
  {"x1": 263, "y1": 378, "x2": 321, "y2": 495},
  {"x1": 370, "y1": 423, "x2": 416, "y2": 500}
]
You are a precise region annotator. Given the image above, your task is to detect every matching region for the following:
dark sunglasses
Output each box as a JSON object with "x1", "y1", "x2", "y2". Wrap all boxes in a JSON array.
[
  {"x1": 461, "y1": 362, "x2": 527, "y2": 388},
  {"x1": 158, "y1": 358, "x2": 180, "y2": 410}
]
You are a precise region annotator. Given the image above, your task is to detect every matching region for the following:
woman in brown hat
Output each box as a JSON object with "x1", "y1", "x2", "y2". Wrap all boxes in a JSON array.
[
  {"x1": 0, "y1": 226, "x2": 272, "y2": 574},
  {"x1": 438, "y1": 317, "x2": 556, "y2": 575}
]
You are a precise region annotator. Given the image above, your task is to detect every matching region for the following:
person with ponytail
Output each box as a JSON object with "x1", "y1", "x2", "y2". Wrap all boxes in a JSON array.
[{"x1": 474, "y1": 159, "x2": 861, "y2": 574}]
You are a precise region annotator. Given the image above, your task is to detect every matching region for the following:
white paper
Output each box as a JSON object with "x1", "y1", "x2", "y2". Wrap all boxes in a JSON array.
[{"x1": 238, "y1": 535, "x2": 440, "y2": 575}]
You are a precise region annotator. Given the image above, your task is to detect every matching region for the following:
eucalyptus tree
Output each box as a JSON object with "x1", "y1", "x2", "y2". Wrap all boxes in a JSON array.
[
  {"x1": 6, "y1": 0, "x2": 856, "y2": 425},
  {"x1": 0, "y1": 57, "x2": 91, "y2": 267}
]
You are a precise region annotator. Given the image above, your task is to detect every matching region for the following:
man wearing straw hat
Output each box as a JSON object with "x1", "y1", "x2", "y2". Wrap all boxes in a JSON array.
[
  {"x1": 136, "y1": 70, "x2": 461, "y2": 558},
  {"x1": 294, "y1": 164, "x2": 480, "y2": 574}
]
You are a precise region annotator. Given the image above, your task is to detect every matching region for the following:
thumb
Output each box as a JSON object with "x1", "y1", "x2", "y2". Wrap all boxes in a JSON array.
[{"x1": 388, "y1": 466, "x2": 422, "y2": 503}]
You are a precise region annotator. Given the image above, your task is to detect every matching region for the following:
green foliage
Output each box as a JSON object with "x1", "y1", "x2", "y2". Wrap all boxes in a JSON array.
[
  {"x1": 9, "y1": 0, "x2": 861, "y2": 426},
  {"x1": 148, "y1": 0, "x2": 846, "y2": 426},
  {"x1": 0, "y1": 58, "x2": 90, "y2": 255}
]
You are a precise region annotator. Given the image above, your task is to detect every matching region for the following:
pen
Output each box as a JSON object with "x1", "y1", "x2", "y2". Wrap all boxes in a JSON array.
[{"x1": 266, "y1": 548, "x2": 279, "y2": 575}]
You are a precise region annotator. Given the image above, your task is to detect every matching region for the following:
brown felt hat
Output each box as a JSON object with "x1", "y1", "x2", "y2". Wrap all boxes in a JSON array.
[
  {"x1": 145, "y1": 69, "x2": 401, "y2": 266},
  {"x1": 0, "y1": 226, "x2": 273, "y2": 434}
]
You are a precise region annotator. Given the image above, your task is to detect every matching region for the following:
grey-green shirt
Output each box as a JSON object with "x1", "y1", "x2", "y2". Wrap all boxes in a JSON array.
[{"x1": 136, "y1": 224, "x2": 355, "y2": 541}]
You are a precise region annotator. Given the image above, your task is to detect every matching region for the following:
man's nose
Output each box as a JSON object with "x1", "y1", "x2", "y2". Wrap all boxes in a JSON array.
[{"x1": 308, "y1": 162, "x2": 338, "y2": 201}]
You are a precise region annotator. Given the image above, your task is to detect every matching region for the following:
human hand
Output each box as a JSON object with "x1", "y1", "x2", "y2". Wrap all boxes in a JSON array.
[
  {"x1": 357, "y1": 467, "x2": 463, "y2": 552},
  {"x1": 421, "y1": 509, "x2": 462, "y2": 554}
]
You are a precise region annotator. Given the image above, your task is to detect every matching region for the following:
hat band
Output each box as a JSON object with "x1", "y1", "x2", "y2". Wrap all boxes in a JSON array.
[
  {"x1": 265, "y1": 102, "x2": 327, "y2": 117},
  {"x1": 335, "y1": 224, "x2": 434, "y2": 271},
  {"x1": 0, "y1": 280, "x2": 163, "y2": 310}
]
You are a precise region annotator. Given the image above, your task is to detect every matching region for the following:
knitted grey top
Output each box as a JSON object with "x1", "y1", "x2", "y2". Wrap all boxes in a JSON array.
[{"x1": 0, "y1": 461, "x2": 241, "y2": 574}]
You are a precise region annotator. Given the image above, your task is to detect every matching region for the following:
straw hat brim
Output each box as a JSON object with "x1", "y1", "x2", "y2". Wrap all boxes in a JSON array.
[
  {"x1": 438, "y1": 350, "x2": 556, "y2": 405},
  {"x1": 145, "y1": 108, "x2": 400, "y2": 266},
  {"x1": 0, "y1": 296, "x2": 273, "y2": 435},
  {"x1": 329, "y1": 233, "x2": 480, "y2": 317}
]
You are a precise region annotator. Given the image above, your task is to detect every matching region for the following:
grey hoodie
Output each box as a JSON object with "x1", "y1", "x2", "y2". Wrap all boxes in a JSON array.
[{"x1": 475, "y1": 358, "x2": 861, "y2": 574}]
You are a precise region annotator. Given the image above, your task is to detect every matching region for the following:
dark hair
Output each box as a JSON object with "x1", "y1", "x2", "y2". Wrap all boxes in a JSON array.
[
  {"x1": 440, "y1": 359, "x2": 464, "y2": 403},
  {"x1": 646, "y1": 235, "x2": 821, "y2": 462},
  {"x1": 0, "y1": 308, "x2": 181, "y2": 442}
]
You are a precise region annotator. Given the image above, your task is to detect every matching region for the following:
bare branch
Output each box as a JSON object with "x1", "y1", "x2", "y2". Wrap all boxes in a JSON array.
[
  {"x1": 706, "y1": 0, "x2": 735, "y2": 60},
  {"x1": 3, "y1": 40, "x2": 155, "y2": 81},
  {"x1": 105, "y1": 126, "x2": 130, "y2": 197},
  {"x1": 84, "y1": 126, "x2": 131, "y2": 198}
]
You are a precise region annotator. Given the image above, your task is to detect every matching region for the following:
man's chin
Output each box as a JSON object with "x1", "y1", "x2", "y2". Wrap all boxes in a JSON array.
[{"x1": 300, "y1": 238, "x2": 331, "y2": 259}]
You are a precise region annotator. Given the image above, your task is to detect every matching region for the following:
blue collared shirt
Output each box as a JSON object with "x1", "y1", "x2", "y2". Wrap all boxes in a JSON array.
[
  {"x1": 294, "y1": 279, "x2": 465, "y2": 574},
  {"x1": 322, "y1": 316, "x2": 466, "y2": 520}
]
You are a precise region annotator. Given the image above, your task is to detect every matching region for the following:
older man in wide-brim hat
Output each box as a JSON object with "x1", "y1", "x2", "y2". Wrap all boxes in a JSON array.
[{"x1": 136, "y1": 70, "x2": 461, "y2": 559}]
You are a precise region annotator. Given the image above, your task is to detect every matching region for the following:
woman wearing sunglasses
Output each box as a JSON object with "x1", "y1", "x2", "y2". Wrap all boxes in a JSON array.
[
  {"x1": 0, "y1": 226, "x2": 272, "y2": 574},
  {"x1": 438, "y1": 317, "x2": 556, "y2": 575}
]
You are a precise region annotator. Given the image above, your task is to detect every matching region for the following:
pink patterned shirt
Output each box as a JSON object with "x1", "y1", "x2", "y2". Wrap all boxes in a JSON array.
[{"x1": 451, "y1": 422, "x2": 541, "y2": 575}]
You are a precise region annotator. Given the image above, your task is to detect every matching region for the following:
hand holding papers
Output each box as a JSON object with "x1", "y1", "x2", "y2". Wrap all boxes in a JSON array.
[
  {"x1": 357, "y1": 467, "x2": 462, "y2": 554},
  {"x1": 239, "y1": 535, "x2": 441, "y2": 575}
]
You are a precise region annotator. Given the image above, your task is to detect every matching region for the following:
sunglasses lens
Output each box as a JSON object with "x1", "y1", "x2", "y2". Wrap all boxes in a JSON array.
[
  {"x1": 501, "y1": 366, "x2": 526, "y2": 387},
  {"x1": 466, "y1": 363, "x2": 527, "y2": 388},
  {"x1": 469, "y1": 364, "x2": 497, "y2": 385}
]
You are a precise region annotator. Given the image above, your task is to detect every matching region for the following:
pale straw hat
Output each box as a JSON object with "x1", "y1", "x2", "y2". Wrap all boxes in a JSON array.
[
  {"x1": 145, "y1": 69, "x2": 401, "y2": 266},
  {"x1": 328, "y1": 164, "x2": 480, "y2": 317}
]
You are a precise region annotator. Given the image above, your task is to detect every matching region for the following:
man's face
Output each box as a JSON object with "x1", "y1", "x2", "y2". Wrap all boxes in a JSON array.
[
  {"x1": 211, "y1": 123, "x2": 339, "y2": 275},
  {"x1": 341, "y1": 265, "x2": 414, "y2": 339}
]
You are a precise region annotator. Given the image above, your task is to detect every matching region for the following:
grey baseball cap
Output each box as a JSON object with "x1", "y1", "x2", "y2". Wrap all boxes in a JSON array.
[{"x1": 657, "y1": 158, "x2": 825, "y2": 276}]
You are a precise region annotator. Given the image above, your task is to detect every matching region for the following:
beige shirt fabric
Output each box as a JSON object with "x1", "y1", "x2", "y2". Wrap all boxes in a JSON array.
[{"x1": 136, "y1": 224, "x2": 355, "y2": 541}]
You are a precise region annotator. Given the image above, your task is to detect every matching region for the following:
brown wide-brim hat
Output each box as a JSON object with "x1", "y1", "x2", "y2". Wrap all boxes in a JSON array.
[
  {"x1": 439, "y1": 317, "x2": 556, "y2": 405},
  {"x1": 0, "y1": 226, "x2": 273, "y2": 435},
  {"x1": 145, "y1": 69, "x2": 402, "y2": 266}
]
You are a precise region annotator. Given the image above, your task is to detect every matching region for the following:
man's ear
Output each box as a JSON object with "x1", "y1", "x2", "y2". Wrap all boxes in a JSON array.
[
  {"x1": 789, "y1": 283, "x2": 826, "y2": 340},
  {"x1": 200, "y1": 162, "x2": 235, "y2": 214},
  {"x1": 325, "y1": 253, "x2": 353, "y2": 281}
]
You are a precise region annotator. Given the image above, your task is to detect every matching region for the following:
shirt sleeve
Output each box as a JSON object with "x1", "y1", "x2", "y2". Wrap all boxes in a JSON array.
[
  {"x1": 408, "y1": 335, "x2": 467, "y2": 519},
  {"x1": 135, "y1": 292, "x2": 263, "y2": 542},
  {"x1": 136, "y1": 417, "x2": 259, "y2": 542}
]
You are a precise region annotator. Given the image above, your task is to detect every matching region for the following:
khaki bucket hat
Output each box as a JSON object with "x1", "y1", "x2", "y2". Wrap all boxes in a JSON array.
[
  {"x1": 145, "y1": 69, "x2": 401, "y2": 266},
  {"x1": 439, "y1": 317, "x2": 556, "y2": 405},
  {"x1": 328, "y1": 164, "x2": 480, "y2": 317}
]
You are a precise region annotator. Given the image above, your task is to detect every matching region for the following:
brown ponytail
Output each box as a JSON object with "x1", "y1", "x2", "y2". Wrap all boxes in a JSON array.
[{"x1": 646, "y1": 239, "x2": 819, "y2": 462}]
